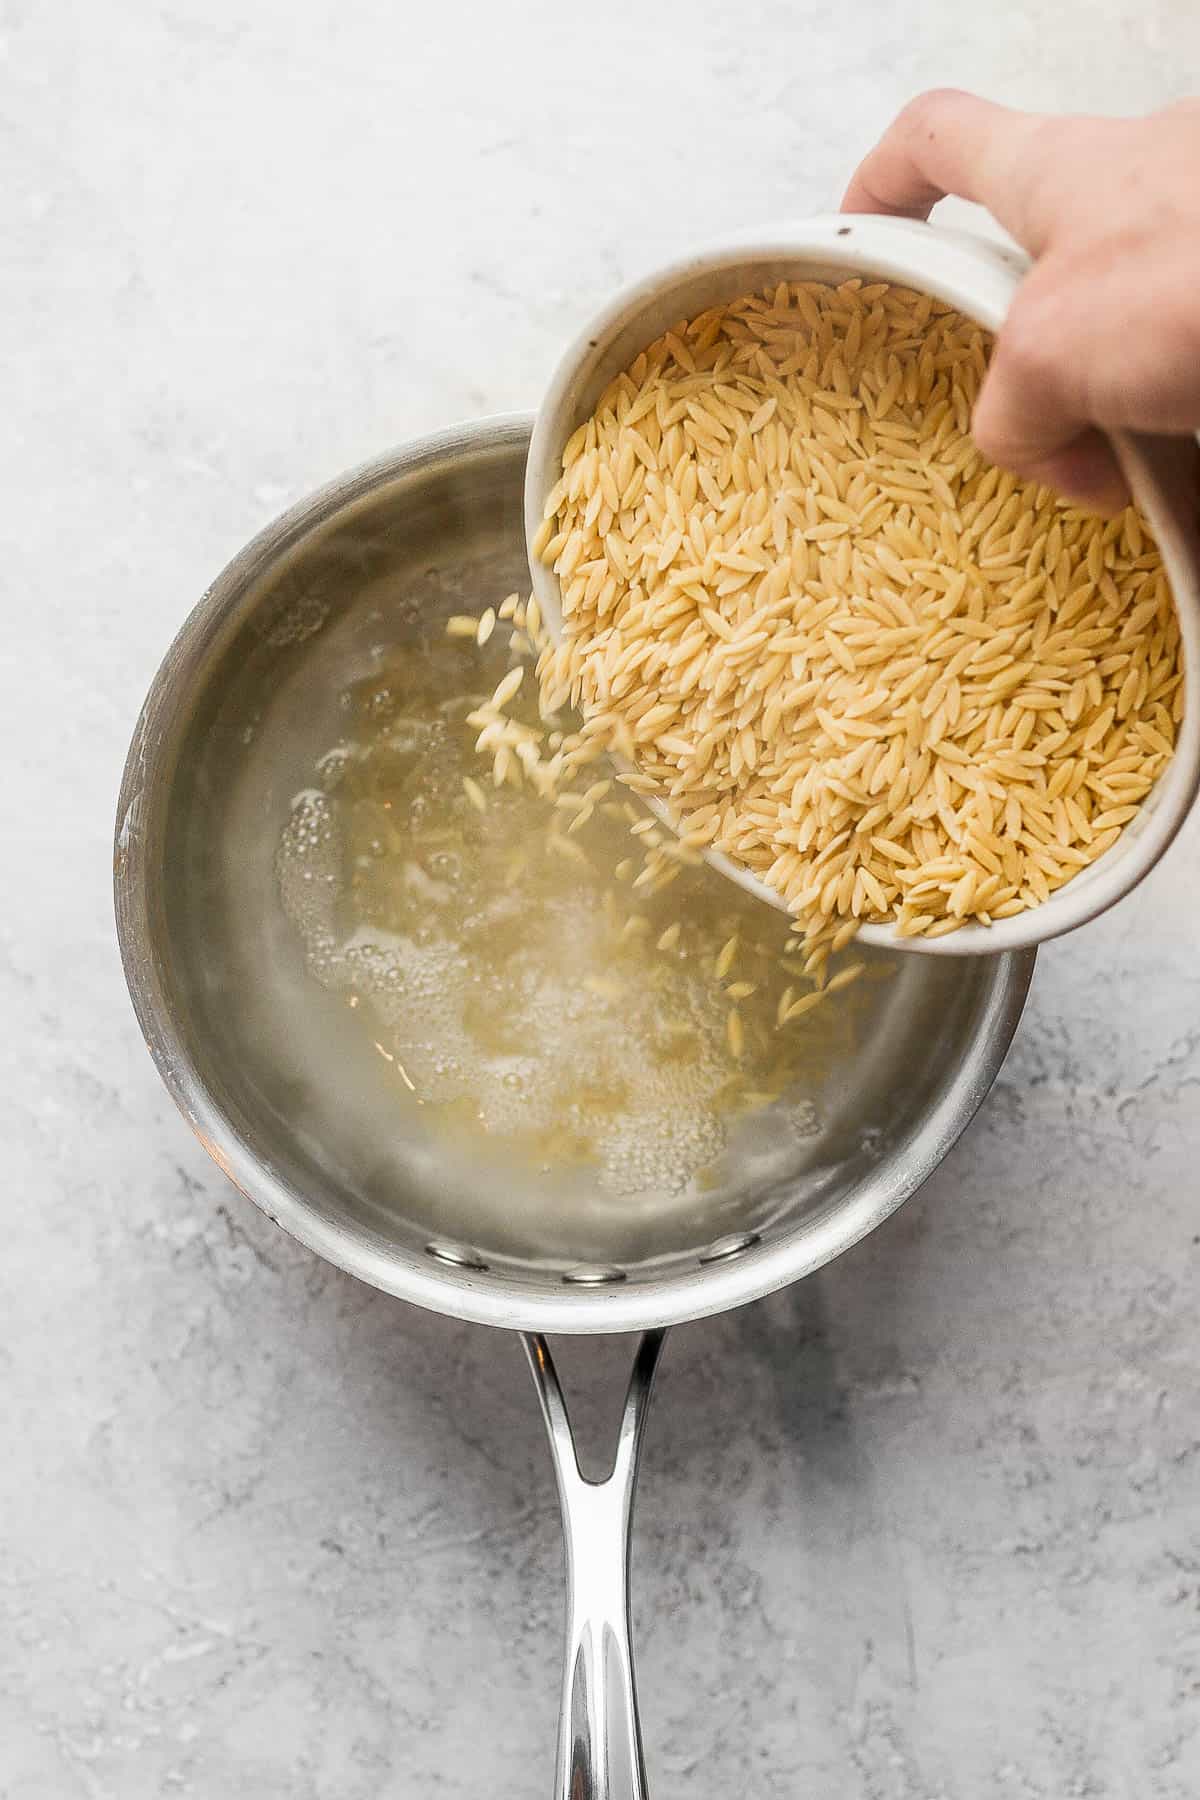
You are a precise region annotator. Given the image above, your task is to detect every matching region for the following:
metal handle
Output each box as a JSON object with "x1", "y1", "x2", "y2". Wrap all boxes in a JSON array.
[{"x1": 523, "y1": 1330, "x2": 666, "y2": 1800}]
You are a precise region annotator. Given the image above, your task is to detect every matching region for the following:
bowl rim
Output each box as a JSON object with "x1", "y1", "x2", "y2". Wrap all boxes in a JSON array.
[
  {"x1": 524, "y1": 214, "x2": 1200, "y2": 957},
  {"x1": 114, "y1": 412, "x2": 1035, "y2": 1334}
]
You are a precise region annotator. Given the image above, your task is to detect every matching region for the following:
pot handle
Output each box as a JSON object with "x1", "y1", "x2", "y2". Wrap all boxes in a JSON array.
[{"x1": 523, "y1": 1330, "x2": 667, "y2": 1800}]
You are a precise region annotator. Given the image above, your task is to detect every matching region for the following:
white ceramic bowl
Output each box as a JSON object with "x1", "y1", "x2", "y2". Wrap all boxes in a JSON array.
[{"x1": 525, "y1": 214, "x2": 1200, "y2": 954}]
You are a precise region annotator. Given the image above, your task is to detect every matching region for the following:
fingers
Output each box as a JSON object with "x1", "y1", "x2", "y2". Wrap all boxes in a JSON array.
[
  {"x1": 843, "y1": 94, "x2": 1134, "y2": 510},
  {"x1": 971, "y1": 270, "x2": 1130, "y2": 513},
  {"x1": 842, "y1": 92, "x2": 1200, "y2": 511},
  {"x1": 842, "y1": 89, "x2": 1050, "y2": 251},
  {"x1": 980, "y1": 417, "x2": 1131, "y2": 516}
]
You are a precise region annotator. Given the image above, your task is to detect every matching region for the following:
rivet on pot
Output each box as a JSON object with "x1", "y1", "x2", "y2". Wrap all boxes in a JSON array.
[
  {"x1": 561, "y1": 1264, "x2": 626, "y2": 1286},
  {"x1": 425, "y1": 1240, "x2": 489, "y2": 1272},
  {"x1": 698, "y1": 1232, "x2": 761, "y2": 1265}
]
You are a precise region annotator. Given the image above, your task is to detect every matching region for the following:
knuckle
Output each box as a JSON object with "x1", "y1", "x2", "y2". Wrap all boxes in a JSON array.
[{"x1": 897, "y1": 87, "x2": 971, "y2": 140}]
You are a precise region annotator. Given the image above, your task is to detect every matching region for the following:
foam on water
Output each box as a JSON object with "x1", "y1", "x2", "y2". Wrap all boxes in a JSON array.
[{"x1": 275, "y1": 634, "x2": 893, "y2": 1201}]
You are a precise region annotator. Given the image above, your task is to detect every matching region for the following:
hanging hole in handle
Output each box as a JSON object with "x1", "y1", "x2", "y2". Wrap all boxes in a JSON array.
[{"x1": 527, "y1": 1334, "x2": 650, "y2": 1484}]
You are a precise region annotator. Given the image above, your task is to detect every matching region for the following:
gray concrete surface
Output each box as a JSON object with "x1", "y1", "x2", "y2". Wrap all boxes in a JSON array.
[{"x1": 4, "y1": 1, "x2": 1200, "y2": 1794}]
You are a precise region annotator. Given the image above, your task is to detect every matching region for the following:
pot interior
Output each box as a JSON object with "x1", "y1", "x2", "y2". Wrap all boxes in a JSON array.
[{"x1": 117, "y1": 419, "x2": 1032, "y2": 1329}]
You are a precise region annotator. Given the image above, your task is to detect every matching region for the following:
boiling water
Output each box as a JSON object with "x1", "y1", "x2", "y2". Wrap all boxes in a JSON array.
[{"x1": 275, "y1": 620, "x2": 896, "y2": 1206}]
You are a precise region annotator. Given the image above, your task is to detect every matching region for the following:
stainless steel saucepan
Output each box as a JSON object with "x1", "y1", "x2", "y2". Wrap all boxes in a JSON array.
[{"x1": 114, "y1": 415, "x2": 1034, "y2": 1798}]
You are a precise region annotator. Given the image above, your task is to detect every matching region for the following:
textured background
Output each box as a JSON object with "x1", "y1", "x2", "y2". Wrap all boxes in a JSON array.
[{"x1": 4, "y1": 1, "x2": 1200, "y2": 1794}]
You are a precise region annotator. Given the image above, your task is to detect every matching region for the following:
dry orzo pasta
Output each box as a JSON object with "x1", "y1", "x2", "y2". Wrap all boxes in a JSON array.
[{"x1": 530, "y1": 279, "x2": 1182, "y2": 971}]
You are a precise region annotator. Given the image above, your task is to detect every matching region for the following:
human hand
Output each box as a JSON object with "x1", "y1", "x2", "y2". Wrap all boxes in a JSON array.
[{"x1": 843, "y1": 91, "x2": 1200, "y2": 513}]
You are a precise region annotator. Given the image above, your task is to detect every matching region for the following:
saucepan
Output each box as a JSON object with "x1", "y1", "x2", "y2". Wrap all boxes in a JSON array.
[{"x1": 114, "y1": 415, "x2": 1033, "y2": 1797}]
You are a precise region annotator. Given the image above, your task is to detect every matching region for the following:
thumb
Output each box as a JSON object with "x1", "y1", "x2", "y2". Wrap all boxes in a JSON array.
[{"x1": 972, "y1": 272, "x2": 1129, "y2": 515}]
